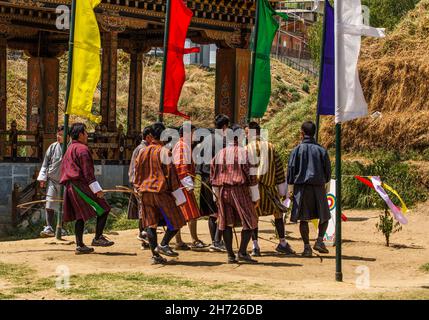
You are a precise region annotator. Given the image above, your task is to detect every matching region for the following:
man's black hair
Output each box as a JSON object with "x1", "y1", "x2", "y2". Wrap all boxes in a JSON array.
[
  {"x1": 215, "y1": 114, "x2": 230, "y2": 129},
  {"x1": 179, "y1": 124, "x2": 196, "y2": 137},
  {"x1": 301, "y1": 121, "x2": 316, "y2": 137},
  {"x1": 151, "y1": 122, "x2": 166, "y2": 140},
  {"x1": 248, "y1": 121, "x2": 261, "y2": 135},
  {"x1": 142, "y1": 126, "x2": 153, "y2": 140},
  {"x1": 57, "y1": 125, "x2": 65, "y2": 132},
  {"x1": 70, "y1": 123, "x2": 87, "y2": 140}
]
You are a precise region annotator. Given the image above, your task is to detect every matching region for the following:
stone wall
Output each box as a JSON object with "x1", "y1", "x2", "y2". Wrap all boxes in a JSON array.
[{"x1": 0, "y1": 163, "x2": 129, "y2": 238}]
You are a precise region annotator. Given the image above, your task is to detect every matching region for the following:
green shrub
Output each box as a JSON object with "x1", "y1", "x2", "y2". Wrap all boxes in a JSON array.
[{"x1": 302, "y1": 82, "x2": 310, "y2": 93}]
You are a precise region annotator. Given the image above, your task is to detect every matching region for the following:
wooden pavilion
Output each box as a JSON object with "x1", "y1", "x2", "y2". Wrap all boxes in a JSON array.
[{"x1": 0, "y1": 0, "x2": 267, "y2": 163}]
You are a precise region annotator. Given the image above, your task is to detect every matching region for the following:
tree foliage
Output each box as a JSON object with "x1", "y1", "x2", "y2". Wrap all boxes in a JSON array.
[
  {"x1": 307, "y1": 0, "x2": 420, "y2": 64},
  {"x1": 362, "y1": 0, "x2": 420, "y2": 30}
]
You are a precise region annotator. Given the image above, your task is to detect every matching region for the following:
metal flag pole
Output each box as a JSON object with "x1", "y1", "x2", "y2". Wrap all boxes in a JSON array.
[
  {"x1": 246, "y1": 0, "x2": 261, "y2": 123},
  {"x1": 334, "y1": 0, "x2": 343, "y2": 282},
  {"x1": 315, "y1": 0, "x2": 328, "y2": 143},
  {"x1": 158, "y1": 0, "x2": 172, "y2": 123},
  {"x1": 56, "y1": 0, "x2": 77, "y2": 240}
]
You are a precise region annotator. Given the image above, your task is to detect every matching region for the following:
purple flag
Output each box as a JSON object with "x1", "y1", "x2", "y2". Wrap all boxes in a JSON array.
[{"x1": 317, "y1": 0, "x2": 335, "y2": 115}]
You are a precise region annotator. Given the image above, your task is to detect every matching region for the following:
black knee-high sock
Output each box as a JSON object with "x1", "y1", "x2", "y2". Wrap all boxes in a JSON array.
[
  {"x1": 138, "y1": 219, "x2": 144, "y2": 234},
  {"x1": 318, "y1": 221, "x2": 329, "y2": 241},
  {"x1": 274, "y1": 218, "x2": 285, "y2": 239},
  {"x1": 160, "y1": 229, "x2": 178, "y2": 247},
  {"x1": 214, "y1": 223, "x2": 222, "y2": 243},
  {"x1": 75, "y1": 219, "x2": 85, "y2": 247},
  {"x1": 239, "y1": 229, "x2": 253, "y2": 255},
  {"x1": 46, "y1": 209, "x2": 55, "y2": 227},
  {"x1": 95, "y1": 213, "x2": 109, "y2": 239},
  {"x1": 208, "y1": 216, "x2": 217, "y2": 242},
  {"x1": 251, "y1": 228, "x2": 258, "y2": 241},
  {"x1": 222, "y1": 227, "x2": 234, "y2": 257},
  {"x1": 146, "y1": 227, "x2": 158, "y2": 255},
  {"x1": 299, "y1": 221, "x2": 310, "y2": 245}
]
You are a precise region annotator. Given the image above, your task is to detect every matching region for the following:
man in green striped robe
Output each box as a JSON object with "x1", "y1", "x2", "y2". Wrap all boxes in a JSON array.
[{"x1": 246, "y1": 122, "x2": 296, "y2": 257}]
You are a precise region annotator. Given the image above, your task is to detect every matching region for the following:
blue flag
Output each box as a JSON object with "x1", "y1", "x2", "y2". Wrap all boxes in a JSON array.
[{"x1": 317, "y1": 0, "x2": 335, "y2": 115}]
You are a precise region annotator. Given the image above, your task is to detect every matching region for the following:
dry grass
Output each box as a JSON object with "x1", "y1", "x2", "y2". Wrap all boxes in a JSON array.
[
  {"x1": 6, "y1": 51, "x2": 311, "y2": 131},
  {"x1": 320, "y1": 0, "x2": 429, "y2": 152}
]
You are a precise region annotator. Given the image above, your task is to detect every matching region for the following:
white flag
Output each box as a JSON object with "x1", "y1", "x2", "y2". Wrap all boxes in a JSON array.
[{"x1": 335, "y1": 0, "x2": 385, "y2": 123}]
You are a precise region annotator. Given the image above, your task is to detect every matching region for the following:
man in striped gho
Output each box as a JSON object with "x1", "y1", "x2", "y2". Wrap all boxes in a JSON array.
[
  {"x1": 133, "y1": 122, "x2": 187, "y2": 264},
  {"x1": 245, "y1": 122, "x2": 296, "y2": 257},
  {"x1": 172, "y1": 123, "x2": 208, "y2": 250},
  {"x1": 210, "y1": 124, "x2": 260, "y2": 264},
  {"x1": 128, "y1": 126, "x2": 154, "y2": 249}
]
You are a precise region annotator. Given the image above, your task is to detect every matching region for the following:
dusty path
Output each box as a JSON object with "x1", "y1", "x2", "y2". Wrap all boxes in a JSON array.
[{"x1": 1, "y1": 203, "x2": 429, "y2": 299}]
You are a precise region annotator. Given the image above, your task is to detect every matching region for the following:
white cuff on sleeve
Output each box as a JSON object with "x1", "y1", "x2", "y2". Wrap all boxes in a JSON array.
[
  {"x1": 212, "y1": 186, "x2": 220, "y2": 202},
  {"x1": 180, "y1": 176, "x2": 194, "y2": 191},
  {"x1": 277, "y1": 182, "x2": 287, "y2": 197},
  {"x1": 89, "y1": 181, "x2": 102, "y2": 194},
  {"x1": 37, "y1": 168, "x2": 47, "y2": 182},
  {"x1": 249, "y1": 185, "x2": 260, "y2": 202},
  {"x1": 172, "y1": 188, "x2": 187, "y2": 206}
]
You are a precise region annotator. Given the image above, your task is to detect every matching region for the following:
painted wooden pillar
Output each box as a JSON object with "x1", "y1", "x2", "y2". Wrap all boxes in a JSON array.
[
  {"x1": 26, "y1": 57, "x2": 59, "y2": 150},
  {"x1": 127, "y1": 52, "x2": 143, "y2": 136},
  {"x1": 215, "y1": 48, "x2": 251, "y2": 125},
  {"x1": 0, "y1": 37, "x2": 6, "y2": 159},
  {"x1": 101, "y1": 31, "x2": 118, "y2": 132}
]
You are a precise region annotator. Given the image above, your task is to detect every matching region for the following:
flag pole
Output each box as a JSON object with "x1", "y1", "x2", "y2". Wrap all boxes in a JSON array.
[
  {"x1": 315, "y1": 1, "x2": 328, "y2": 143},
  {"x1": 247, "y1": 0, "x2": 261, "y2": 123},
  {"x1": 334, "y1": 0, "x2": 343, "y2": 282},
  {"x1": 56, "y1": 0, "x2": 77, "y2": 240},
  {"x1": 158, "y1": 0, "x2": 172, "y2": 123}
]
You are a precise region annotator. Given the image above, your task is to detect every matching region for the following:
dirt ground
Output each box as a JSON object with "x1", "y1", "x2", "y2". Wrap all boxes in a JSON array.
[{"x1": 1, "y1": 202, "x2": 429, "y2": 300}]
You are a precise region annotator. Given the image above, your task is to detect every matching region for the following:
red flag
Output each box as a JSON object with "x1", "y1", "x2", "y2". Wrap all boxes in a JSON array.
[
  {"x1": 354, "y1": 175, "x2": 374, "y2": 189},
  {"x1": 162, "y1": 0, "x2": 199, "y2": 119}
]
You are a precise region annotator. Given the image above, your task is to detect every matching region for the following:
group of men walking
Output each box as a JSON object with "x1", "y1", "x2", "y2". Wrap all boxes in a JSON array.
[{"x1": 37, "y1": 115, "x2": 332, "y2": 264}]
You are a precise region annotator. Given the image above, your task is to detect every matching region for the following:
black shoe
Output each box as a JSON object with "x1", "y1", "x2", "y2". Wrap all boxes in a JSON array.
[
  {"x1": 227, "y1": 255, "x2": 238, "y2": 264},
  {"x1": 313, "y1": 241, "x2": 329, "y2": 254},
  {"x1": 276, "y1": 243, "x2": 296, "y2": 255},
  {"x1": 75, "y1": 245, "x2": 94, "y2": 255},
  {"x1": 238, "y1": 253, "x2": 258, "y2": 263},
  {"x1": 151, "y1": 255, "x2": 167, "y2": 265},
  {"x1": 141, "y1": 242, "x2": 149, "y2": 250},
  {"x1": 155, "y1": 245, "x2": 179, "y2": 257},
  {"x1": 174, "y1": 242, "x2": 191, "y2": 251},
  {"x1": 251, "y1": 248, "x2": 261, "y2": 257},
  {"x1": 302, "y1": 244, "x2": 313, "y2": 257},
  {"x1": 91, "y1": 235, "x2": 114, "y2": 247}
]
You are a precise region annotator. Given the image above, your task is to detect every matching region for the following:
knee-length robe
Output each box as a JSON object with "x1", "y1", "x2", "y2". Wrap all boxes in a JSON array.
[
  {"x1": 247, "y1": 139, "x2": 287, "y2": 218},
  {"x1": 172, "y1": 137, "x2": 201, "y2": 221},
  {"x1": 60, "y1": 140, "x2": 110, "y2": 222},
  {"x1": 210, "y1": 144, "x2": 258, "y2": 231},
  {"x1": 127, "y1": 140, "x2": 149, "y2": 220},
  {"x1": 134, "y1": 143, "x2": 186, "y2": 230},
  {"x1": 287, "y1": 136, "x2": 331, "y2": 223}
]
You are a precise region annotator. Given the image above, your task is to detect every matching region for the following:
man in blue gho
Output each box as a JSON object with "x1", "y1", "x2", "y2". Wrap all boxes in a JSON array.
[{"x1": 287, "y1": 121, "x2": 331, "y2": 257}]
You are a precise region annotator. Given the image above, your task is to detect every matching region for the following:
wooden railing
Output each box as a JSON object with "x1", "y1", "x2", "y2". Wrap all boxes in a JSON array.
[
  {"x1": 0, "y1": 120, "x2": 43, "y2": 162},
  {"x1": 0, "y1": 121, "x2": 141, "y2": 164}
]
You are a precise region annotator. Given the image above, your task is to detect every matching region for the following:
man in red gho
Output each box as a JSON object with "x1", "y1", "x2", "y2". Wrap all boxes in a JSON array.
[
  {"x1": 173, "y1": 123, "x2": 208, "y2": 251},
  {"x1": 210, "y1": 124, "x2": 260, "y2": 264},
  {"x1": 60, "y1": 123, "x2": 114, "y2": 255},
  {"x1": 134, "y1": 122, "x2": 187, "y2": 265}
]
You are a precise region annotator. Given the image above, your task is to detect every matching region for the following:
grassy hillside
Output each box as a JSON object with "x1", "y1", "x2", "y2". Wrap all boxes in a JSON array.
[{"x1": 319, "y1": 0, "x2": 429, "y2": 153}]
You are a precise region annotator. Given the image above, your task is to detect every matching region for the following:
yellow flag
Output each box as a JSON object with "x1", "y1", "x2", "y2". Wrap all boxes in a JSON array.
[{"x1": 66, "y1": 0, "x2": 102, "y2": 123}]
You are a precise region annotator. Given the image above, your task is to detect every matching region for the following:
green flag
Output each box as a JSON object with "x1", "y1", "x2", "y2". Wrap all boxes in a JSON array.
[{"x1": 249, "y1": 0, "x2": 288, "y2": 119}]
